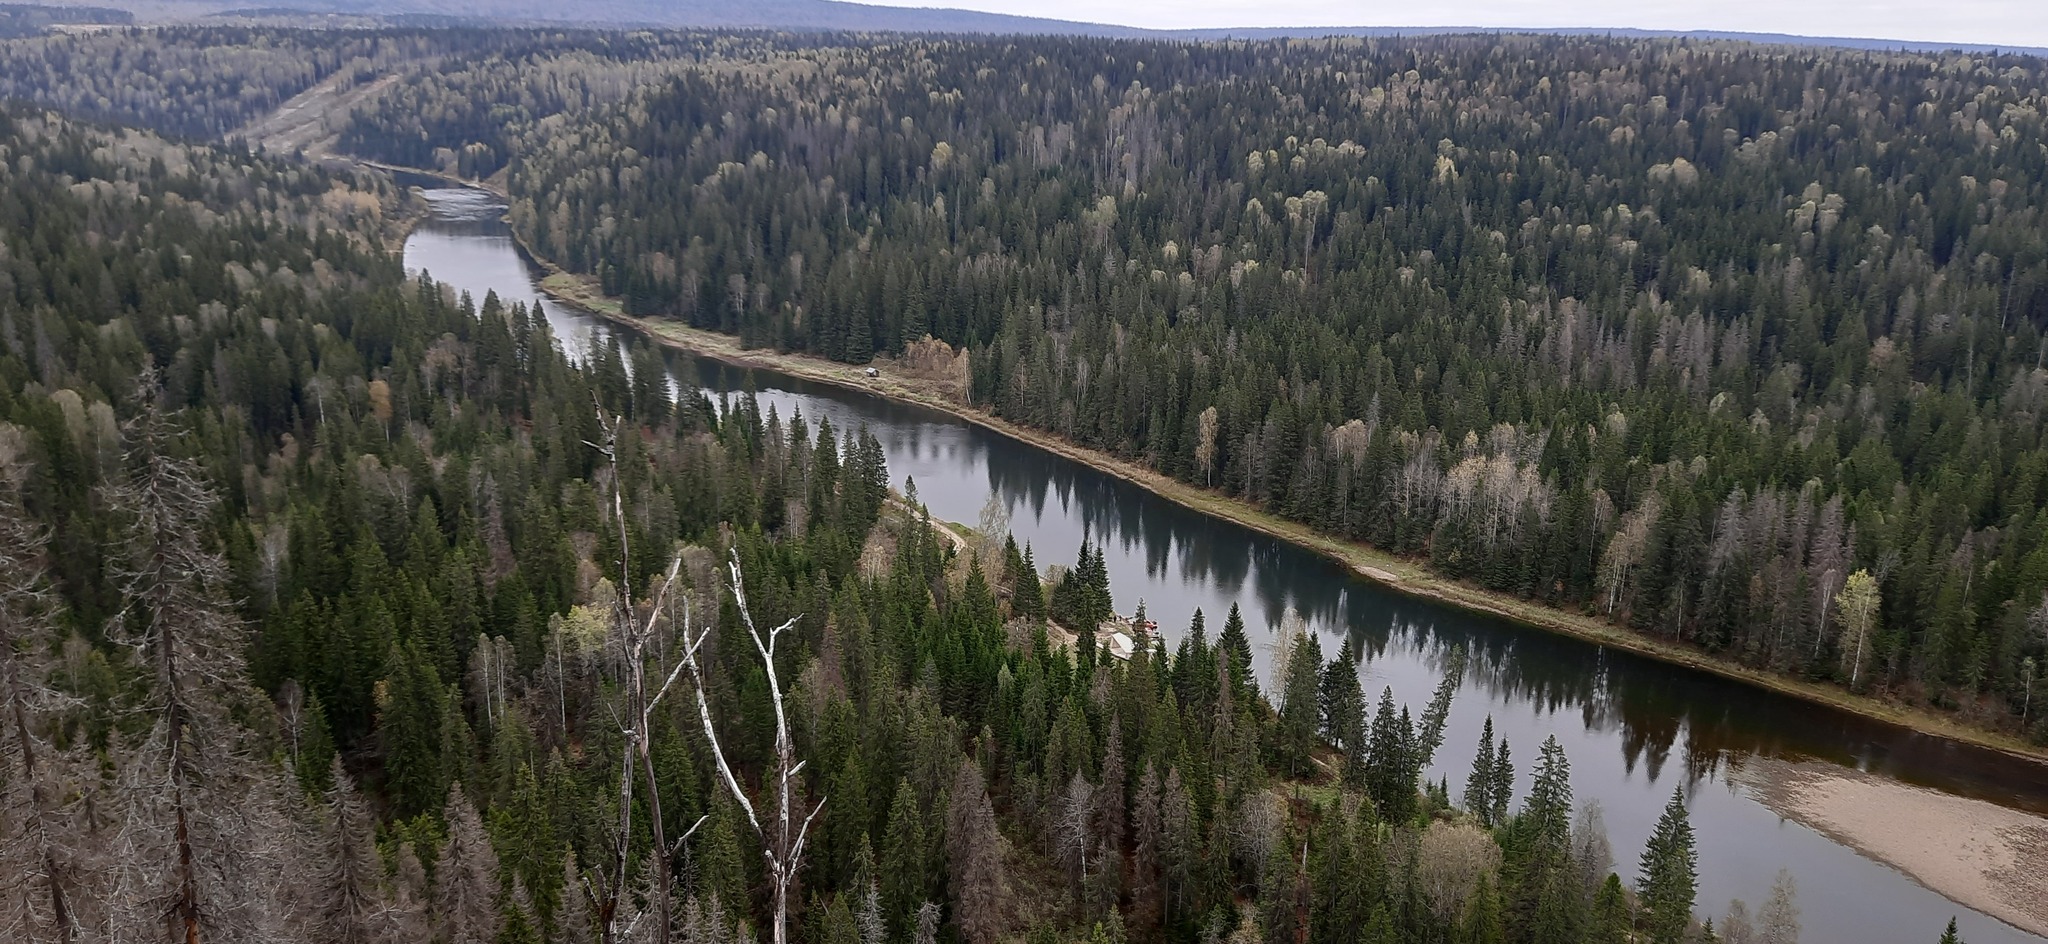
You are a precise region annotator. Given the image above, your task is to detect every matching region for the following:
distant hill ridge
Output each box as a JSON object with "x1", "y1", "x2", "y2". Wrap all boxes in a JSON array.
[{"x1": 27, "y1": 0, "x2": 2048, "y2": 57}]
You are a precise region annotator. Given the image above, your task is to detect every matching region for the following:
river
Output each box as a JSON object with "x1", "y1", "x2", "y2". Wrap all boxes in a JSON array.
[{"x1": 402, "y1": 181, "x2": 2048, "y2": 944}]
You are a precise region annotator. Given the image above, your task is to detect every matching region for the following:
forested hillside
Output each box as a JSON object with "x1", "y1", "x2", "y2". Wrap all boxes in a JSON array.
[
  {"x1": 0, "y1": 96, "x2": 1775, "y2": 944},
  {"x1": 0, "y1": 27, "x2": 429, "y2": 138},
  {"x1": 449, "y1": 34, "x2": 2048, "y2": 742},
  {"x1": 333, "y1": 31, "x2": 778, "y2": 177}
]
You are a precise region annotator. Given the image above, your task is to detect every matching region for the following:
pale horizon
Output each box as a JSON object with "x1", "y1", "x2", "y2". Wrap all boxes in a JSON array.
[{"x1": 853, "y1": 0, "x2": 2048, "y2": 50}]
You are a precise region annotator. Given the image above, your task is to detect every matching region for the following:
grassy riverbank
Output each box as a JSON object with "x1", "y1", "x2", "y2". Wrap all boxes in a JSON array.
[{"x1": 505, "y1": 210, "x2": 2048, "y2": 768}]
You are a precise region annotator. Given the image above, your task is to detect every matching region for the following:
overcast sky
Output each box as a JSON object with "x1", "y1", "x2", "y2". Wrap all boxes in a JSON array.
[{"x1": 859, "y1": 0, "x2": 2048, "y2": 49}]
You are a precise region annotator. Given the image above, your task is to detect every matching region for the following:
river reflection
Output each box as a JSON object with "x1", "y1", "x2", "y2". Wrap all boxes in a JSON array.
[{"x1": 404, "y1": 181, "x2": 2048, "y2": 944}]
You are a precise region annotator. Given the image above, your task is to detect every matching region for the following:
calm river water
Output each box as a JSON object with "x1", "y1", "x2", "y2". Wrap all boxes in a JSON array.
[{"x1": 403, "y1": 183, "x2": 2048, "y2": 944}]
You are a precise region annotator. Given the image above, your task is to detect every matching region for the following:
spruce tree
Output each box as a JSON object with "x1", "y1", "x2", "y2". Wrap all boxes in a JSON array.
[
  {"x1": 1488, "y1": 738, "x2": 1514, "y2": 827},
  {"x1": 1636, "y1": 787, "x2": 1699, "y2": 944},
  {"x1": 1524, "y1": 736, "x2": 1572, "y2": 853},
  {"x1": 1218, "y1": 604, "x2": 1255, "y2": 704},
  {"x1": 1463, "y1": 718, "x2": 1498, "y2": 825},
  {"x1": 1364, "y1": 687, "x2": 1410, "y2": 821},
  {"x1": 1015, "y1": 543, "x2": 1045, "y2": 621},
  {"x1": 1318, "y1": 638, "x2": 1365, "y2": 745},
  {"x1": 1460, "y1": 875, "x2": 1506, "y2": 944},
  {"x1": 380, "y1": 640, "x2": 449, "y2": 818},
  {"x1": 1589, "y1": 873, "x2": 1630, "y2": 944},
  {"x1": 1278, "y1": 632, "x2": 1323, "y2": 778},
  {"x1": 881, "y1": 778, "x2": 930, "y2": 936}
]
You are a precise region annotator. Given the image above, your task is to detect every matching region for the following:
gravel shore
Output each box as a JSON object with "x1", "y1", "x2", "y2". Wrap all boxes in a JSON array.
[{"x1": 1743, "y1": 757, "x2": 2048, "y2": 937}]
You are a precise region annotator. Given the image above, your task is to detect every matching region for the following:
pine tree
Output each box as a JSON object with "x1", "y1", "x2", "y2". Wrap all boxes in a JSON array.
[
  {"x1": 1636, "y1": 788, "x2": 1698, "y2": 944},
  {"x1": 490, "y1": 763, "x2": 563, "y2": 924},
  {"x1": 695, "y1": 797, "x2": 749, "y2": 916},
  {"x1": 1524, "y1": 736, "x2": 1572, "y2": 852},
  {"x1": 1159, "y1": 767, "x2": 1194, "y2": 922},
  {"x1": 1319, "y1": 640, "x2": 1367, "y2": 780},
  {"x1": 1255, "y1": 824, "x2": 1301, "y2": 944},
  {"x1": 1098, "y1": 720, "x2": 1128, "y2": 857},
  {"x1": 818, "y1": 894, "x2": 860, "y2": 944},
  {"x1": 501, "y1": 880, "x2": 544, "y2": 944},
  {"x1": 1460, "y1": 876, "x2": 1506, "y2": 944},
  {"x1": 1014, "y1": 543, "x2": 1045, "y2": 621},
  {"x1": 823, "y1": 746, "x2": 872, "y2": 889},
  {"x1": 295, "y1": 691, "x2": 339, "y2": 794}
]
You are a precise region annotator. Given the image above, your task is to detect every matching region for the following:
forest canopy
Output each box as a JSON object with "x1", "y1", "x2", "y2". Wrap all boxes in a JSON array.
[
  {"x1": 435, "y1": 33, "x2": 2048, "y2": 741},
  {"x1": 0, "y1": 24, "x2": 2040, "y2": 944},
  {"x1": 0, "y1": 93, "x2": 1718, "y2": 944}
]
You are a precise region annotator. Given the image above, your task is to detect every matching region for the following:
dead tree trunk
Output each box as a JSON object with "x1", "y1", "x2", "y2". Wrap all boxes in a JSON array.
[
  {"x1": 106, "y1": 379, "x2": 250, "y2": 944},
  {"x1": 679, "y1": 551, "x2": 823, "y2": 944},
  {"x1": 0, "y1": 436, "x2": 75, "y2": 941},
  {"x1": 589, "y1": 407, "x2": 703, "y2": 944}
]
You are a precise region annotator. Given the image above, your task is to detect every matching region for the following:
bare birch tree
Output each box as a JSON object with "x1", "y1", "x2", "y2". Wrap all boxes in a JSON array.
[
  {"x1": 1415, "y1": 821, "x2": 1501, "y2": 922},
  {"x1": 1835, "y1": 570, "x2": 1880, "y2": 689},
  {"x1": 1055, "y1": 772, "x2": 1094, "y2": 906},
  {"x1": 1570, "y1": 802, "x2": 1615, "y2": 905},
  {"x1": 1723, "y1": 899, "x2": 1757, "y2": 944},
  {"x1": 1195, "y1": 407, "x2": 1219, "y2": 488},
  {"x1": 1758, "y1": 869, "x2": 1801, "y2": 944},
  {"x1": 676, "y1": 550, "x2": 822, "y2": 944},
  {"x1": 588, "y1": 406, "x2": 698, "y2": 944}
]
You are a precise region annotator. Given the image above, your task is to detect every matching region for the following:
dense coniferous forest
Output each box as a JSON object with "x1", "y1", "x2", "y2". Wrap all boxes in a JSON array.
[
  {"x1": 0, "y1": 95, "x2": 1775, "y2": 944},
  {"x1": 0, "y1": 22, "x2": 2039, "y2": 944},
  {"x1": 333, "y1": 31, "x2": 806, "y2": 178},
  {"x1": 0, "y1": 27, "x2": 726, "y2": 144},
  {"x1": 0, "y1": 4, "x2": 130, "y2": 38},
  {"x1": 423, "y1": 34, "x2": 2048, "y2": 741},
  {"x1": 0, "y1": 27, "x2": 414, "y2": 138}
]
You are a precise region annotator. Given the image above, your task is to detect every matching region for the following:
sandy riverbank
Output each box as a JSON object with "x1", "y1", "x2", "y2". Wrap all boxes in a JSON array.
[{"x1": 1742, "y1": 757, "x2": 2048, "y2": 937}]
